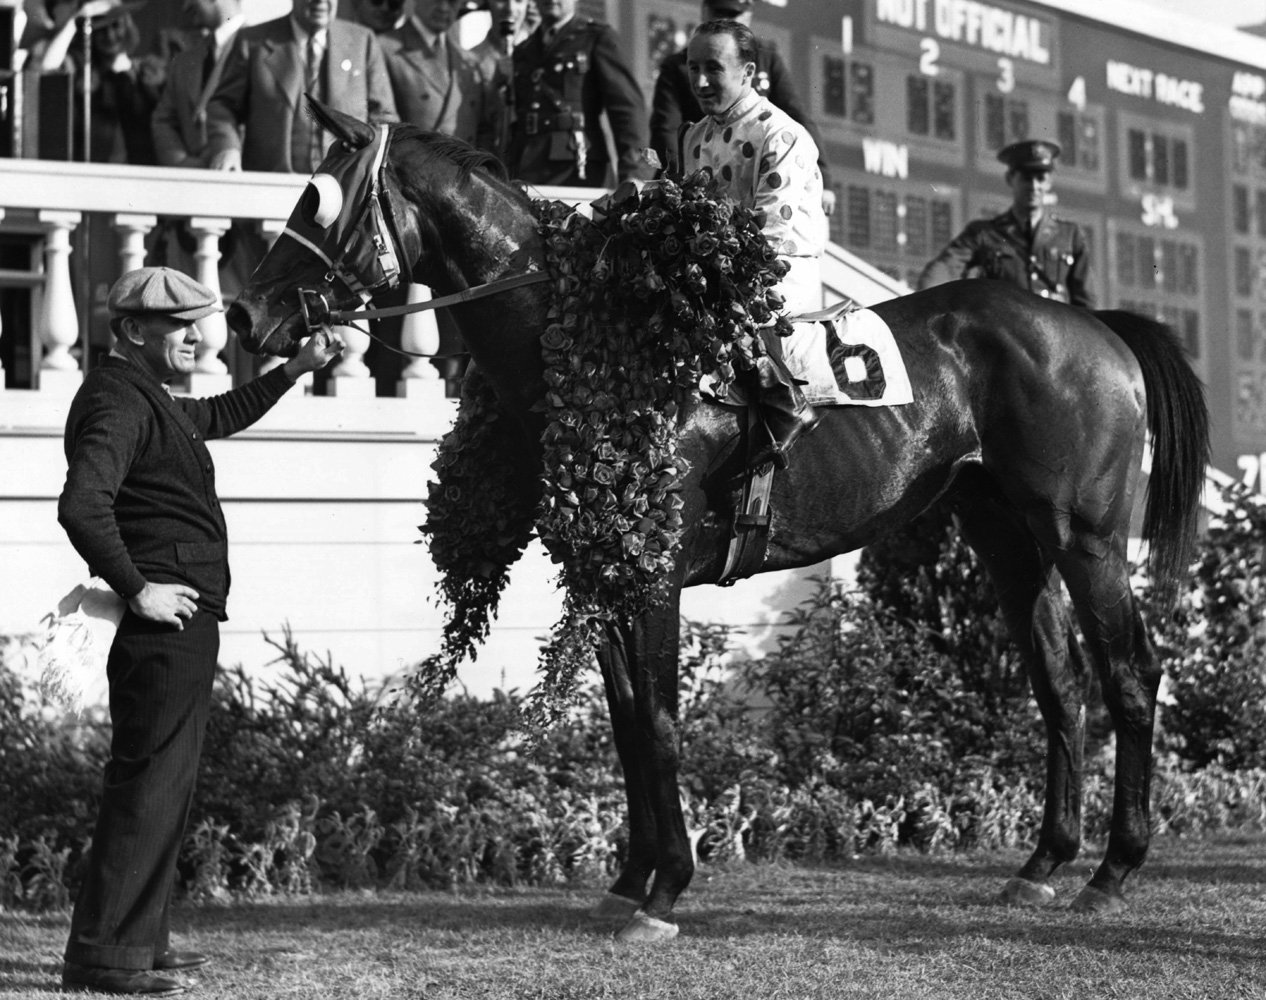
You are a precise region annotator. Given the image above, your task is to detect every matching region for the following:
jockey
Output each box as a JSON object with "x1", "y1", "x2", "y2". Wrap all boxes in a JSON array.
[{"x1": 680, "y1": 18, "x2": 828, "y2": 470}]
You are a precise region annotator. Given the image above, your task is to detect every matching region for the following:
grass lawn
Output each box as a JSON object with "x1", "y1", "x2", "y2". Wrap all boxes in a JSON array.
[{"x1": 4, "y1": 834, "x2": 1266, "y2": 999}]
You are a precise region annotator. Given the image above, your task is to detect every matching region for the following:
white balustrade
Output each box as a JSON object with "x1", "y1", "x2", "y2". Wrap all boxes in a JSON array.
[
  {"x1": 327, "y1": 321, "x2": 374, "y2": 396},
  {"x1": 398, "y1": 283, "x2": 443, "y2": 402},
  {"x1": 253, "y1": 218, "x2": 309, "y2": 390},
  {"x1": 186, "y1": 216, "x2": 233, "y2": 395},
  {"x1": 110, "y1": 213, "x2": 156, "y2": 351},
  {"x1": 36, "y1": 209, "x2": 82, "y2": 393}
]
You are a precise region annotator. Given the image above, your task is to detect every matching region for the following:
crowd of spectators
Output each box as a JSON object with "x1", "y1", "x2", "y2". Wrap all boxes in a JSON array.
[{"x1": 12, "y1": 0, "x2": 827, "y2": 193}]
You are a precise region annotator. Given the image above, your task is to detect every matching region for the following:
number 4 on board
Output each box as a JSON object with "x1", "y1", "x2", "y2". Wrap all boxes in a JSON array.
[{"x1": 1067, "y1": 76, "x2": 1087, "y2": 110}]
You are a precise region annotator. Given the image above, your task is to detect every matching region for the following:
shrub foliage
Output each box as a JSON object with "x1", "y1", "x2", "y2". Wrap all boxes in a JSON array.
[{"x1": 6, "y1": 483, "x2": 1266, "y2": 910}]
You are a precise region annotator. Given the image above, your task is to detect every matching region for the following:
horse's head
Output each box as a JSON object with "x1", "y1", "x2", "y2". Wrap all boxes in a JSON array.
[
  {"x1": 229, "y1": 99, "x2": 528, "y2": 358},
  {"x1": 227, "y1": 100, "x2": 410, "y2": 356}
]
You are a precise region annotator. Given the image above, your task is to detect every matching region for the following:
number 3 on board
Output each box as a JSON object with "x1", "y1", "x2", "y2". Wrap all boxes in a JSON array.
[{"x1": 997, "y1": 57, "x2": 1014, "y2": 94}]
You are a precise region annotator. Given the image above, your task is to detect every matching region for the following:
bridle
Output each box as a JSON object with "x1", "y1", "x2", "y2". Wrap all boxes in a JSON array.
[{"x1": 286, "y1": 124, "x2": 550, "y2": 353}]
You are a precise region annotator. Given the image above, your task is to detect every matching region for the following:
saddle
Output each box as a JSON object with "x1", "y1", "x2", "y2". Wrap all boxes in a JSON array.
[{"x1": 717, "y1": 298, "x2": 871, "y2": 585}]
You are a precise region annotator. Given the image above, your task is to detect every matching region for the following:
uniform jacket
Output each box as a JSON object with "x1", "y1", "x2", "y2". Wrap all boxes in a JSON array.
[
  {"x1": 152, "y1": 28, "x2": 242, "y2": 168},
  {"x1": 58, "y1": 359, "x2": 296, "y2": 619},
  {"x1": 917, "y1": 209, "x2": 1097, "y2": 308},
  {"x1": 507, "y1": 18, "x2": 652, "y2": 187},
  {"x1": 650, "y1": 41, "x2": 831, "y2": 187},
  {"x1": 205, "y1": 15, "x2": 398, "y2": 174},
  {"x1": 378, "y1": 17, "x2": 500, "y2": 153}
]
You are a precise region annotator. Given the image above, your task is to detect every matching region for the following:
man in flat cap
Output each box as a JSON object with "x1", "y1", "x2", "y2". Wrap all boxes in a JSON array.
[
  {"x1": 917, "y1": 139, "x2": 1097, "y2": 308},
  {"x1": 57, "y1": 267, "x2": 342, "y2": 997}
]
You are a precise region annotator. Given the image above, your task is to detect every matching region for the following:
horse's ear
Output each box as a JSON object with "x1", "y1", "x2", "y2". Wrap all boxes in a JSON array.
[{"x1": 305, "y1": 96, "x2": 376, "y2": 150}]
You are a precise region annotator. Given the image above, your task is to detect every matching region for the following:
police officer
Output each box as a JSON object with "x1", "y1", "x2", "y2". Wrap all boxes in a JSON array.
[
  {"x1": 917, "y1": 139, "x2": 1097, "y2": 308},
  {"x1": 505, "y1": 0, "x2": 652, "y2": 187},
  {"x1": 650, "y1": 0, "x2": 834, "y2": 215}
]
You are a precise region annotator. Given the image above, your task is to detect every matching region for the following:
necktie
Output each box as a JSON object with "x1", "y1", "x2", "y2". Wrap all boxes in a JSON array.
[
  {"x1": 201, "y1": 39, "x2": 216, "y2": 88},
  {"x1": 306, "y1": 32, "x2": 323, "y2": 96}
]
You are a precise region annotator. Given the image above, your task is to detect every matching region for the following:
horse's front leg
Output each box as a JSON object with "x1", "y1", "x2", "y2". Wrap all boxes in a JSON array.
[
  {"x1": 613, "y1": 581, "x2": 694, "y2": 943},
  {"x1": 590, "y1": 622, "x2": 657, "y2": 921}
]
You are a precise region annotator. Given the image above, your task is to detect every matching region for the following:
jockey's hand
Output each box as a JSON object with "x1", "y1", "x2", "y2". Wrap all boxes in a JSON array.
[
  {"x1": 209, "y1": 148, "x2": 241, "y2": 172},
  {"x1": 285, "y1": 326, "x2": 345, "y2": 378},
  {"x1": 129, "y1": 582, "x2": 199, "y2": 629},
  {"x1": 821, "y1": 189, "x2": 837, "y2": 217}
]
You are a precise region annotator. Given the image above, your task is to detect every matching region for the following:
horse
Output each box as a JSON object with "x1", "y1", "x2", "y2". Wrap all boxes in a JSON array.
[{"x1": 227, "y1": 101, "x2": 1210, "y2": 943}]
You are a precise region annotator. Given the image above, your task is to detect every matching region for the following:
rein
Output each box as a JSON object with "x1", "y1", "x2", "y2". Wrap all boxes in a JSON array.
[{"x1": 311, "y1": 270, "x2": 552, "y2": 360}]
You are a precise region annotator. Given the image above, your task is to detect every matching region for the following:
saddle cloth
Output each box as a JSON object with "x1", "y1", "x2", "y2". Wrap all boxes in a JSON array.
[
  {"x1": 701, "y1": 301, "x2": 914, "y2": 409},
  {"x1": 784, "y1": 302, "x2": 914, "y2": 408}
]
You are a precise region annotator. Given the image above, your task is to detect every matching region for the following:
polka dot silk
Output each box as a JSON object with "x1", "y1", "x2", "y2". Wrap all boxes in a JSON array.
[{"x1": 682, "y1": 91, "x2": 828, "y2": 314}]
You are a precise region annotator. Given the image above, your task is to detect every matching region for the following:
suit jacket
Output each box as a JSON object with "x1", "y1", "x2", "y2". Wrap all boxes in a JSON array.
[
  {"x1": 507, "y1": 18, "x2": 652, "y2": 187},
  {"x1": 58, "y1": 360, "x2": 297, "y2": 619},
  {"x1": 917, "y1": 209, "x2": 1097, "y2": 308},
  {"x1": 378, "y1": 17, "x2": 499, "y2": 153},
  {"x1": 650, "y1": 41, "x2": 831, "y2": 186},
  {"x1": 152, "y1": 30, "x2": 241, "y2": 168},
  {"x1": 205, "y1": 15, "x2": 398, "y2": 174}
]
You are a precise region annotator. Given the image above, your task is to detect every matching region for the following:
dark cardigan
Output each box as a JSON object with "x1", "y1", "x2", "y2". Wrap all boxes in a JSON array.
[{"x1": 59, "y1": 358, "x2": 296, "y2": 619}]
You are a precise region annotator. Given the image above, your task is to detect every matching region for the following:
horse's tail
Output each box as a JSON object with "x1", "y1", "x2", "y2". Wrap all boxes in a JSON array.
[{"x1": 1095, "y1": 309, "x2": 1210, "y2": 605}]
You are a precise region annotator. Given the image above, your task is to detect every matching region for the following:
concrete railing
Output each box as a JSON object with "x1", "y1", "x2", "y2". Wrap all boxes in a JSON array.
[{"x1": 0, "y1": 158, "x2": 605, "y2": 406}]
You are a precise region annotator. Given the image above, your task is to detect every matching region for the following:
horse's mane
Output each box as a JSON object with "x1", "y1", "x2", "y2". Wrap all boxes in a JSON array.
[{"x1": 392, "y1": 124, "x2": 509, "y2": 184}]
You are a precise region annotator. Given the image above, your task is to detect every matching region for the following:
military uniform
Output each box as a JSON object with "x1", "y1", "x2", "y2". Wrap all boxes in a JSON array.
[
  {"x1": 917, "y1": 139, "x2": 1097, "y2": 309},
  {"x1": 506, "y1": 17, "x2": 653, "y2": 187}
]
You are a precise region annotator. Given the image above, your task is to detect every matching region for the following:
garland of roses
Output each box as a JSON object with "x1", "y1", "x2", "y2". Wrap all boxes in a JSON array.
[
  {"x1": 409, "y1": 367, "x2": 538, "y2": 705},
  {"x1": 414, "y1": 169, "x2": 791, "y2": 724}
]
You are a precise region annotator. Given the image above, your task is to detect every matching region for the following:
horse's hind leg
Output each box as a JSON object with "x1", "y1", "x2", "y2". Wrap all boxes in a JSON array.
[
  {"x1": 592, "y1": 623, "x2": 657, "y2": 920},
  {"x1": 1053, "y1": 541, "x2": 1160, "y2": 914},
  {"x1": 953, "y1": 477, "x2": 1092, "y2": 904}
]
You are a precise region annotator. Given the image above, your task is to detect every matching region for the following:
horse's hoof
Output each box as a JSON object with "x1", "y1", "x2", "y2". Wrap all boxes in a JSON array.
[
  {"x1": 998, "y1": 876, "x2": 1056, "y2": 907},
  {"x1": 590, "y1": 892, "x2": 642, "y2": 920},
  {"x1": 1070, "y1": 884, "x2": 1127, "y2": 914},
  {"x1": 614, "y1": 910, "x2": 679, "y2": 944}
]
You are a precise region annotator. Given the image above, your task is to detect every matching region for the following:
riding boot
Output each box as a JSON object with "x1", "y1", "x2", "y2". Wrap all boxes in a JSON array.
[{"x1": 748, "y1": 352, "x2": 820, "y2": 471}]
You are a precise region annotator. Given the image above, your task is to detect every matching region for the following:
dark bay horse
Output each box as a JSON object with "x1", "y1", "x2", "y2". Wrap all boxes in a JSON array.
[{"x1": 227, "y1": 101, "x2": 1209, "y2": 943}]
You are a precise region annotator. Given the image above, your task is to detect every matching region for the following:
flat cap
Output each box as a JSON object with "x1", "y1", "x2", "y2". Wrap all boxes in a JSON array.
[
  {"x1": 107, "y1": 267, "x2": 222, "y2": 322},
  {"x1": 705, "y1": 0, "x2": 753, "y2": 13},
  {"x1": 998, "y1": 139, "x2": 1060, "y2": 172}
]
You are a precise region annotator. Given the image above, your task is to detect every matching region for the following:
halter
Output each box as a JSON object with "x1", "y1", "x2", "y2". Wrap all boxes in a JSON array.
[{"x1": 285, "y1": 125, "x2": 549, "y2": 348}]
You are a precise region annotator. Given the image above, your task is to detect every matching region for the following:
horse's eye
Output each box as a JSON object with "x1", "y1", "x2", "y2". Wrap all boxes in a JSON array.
[{"x1": 300, "y1": 173, "x2": 344, "y2": 228}]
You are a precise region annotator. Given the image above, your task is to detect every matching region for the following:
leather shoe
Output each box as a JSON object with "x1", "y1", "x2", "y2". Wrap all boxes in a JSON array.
[
  {"x1": 153, "y1": 951, "x2": 210, "y2": 971},
  {"x1": 62, "y1": 962, "x2": 185, "y2": 996}
]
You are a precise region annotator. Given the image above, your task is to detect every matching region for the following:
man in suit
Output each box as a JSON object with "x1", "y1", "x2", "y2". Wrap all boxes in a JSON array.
[
  {"x1": 505, "y1": 0, "x2": 652, "y2": 187},
  {"x1": 649, "y1": 0, "x2": 834, "y2": 215},
  {"x1": 351, "y1": 0, "x2": 410, "y2": 34},
  {"x1": 58, "y1": 268, "x2": 342, "y2": 997},
  {"x1": 205, "y1": 0, "x2": 398, "y2": 175},
  {"x1": 467, "y1": 0, "x2": 534, "y2": 84},
  {"x1": 378, "y1": 0, "x2": 500, "y2": 153},
  {"x1": 151, "y1": 0, "x2": 245, "y2": 168},
  {"x1": 917, "y1": 139, "x2": 1097, "y2": 308}
]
